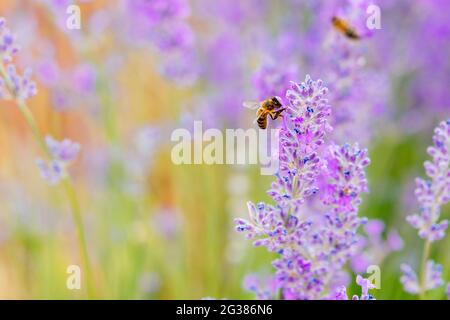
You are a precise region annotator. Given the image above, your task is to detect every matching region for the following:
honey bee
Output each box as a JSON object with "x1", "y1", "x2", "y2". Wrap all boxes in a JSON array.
[
  {"x1": 243, "y1": 96, "x2": 286, "y2": 129},
  {"x1": 331, "y1": 16, "x2": 360, "y2": 40},
  {"x1": 343, "y1": 186, "x2": 351, "y2": 196}
]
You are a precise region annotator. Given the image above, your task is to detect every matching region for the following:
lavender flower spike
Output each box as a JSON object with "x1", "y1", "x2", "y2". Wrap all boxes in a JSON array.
[
  {"x1": 406, "y1": 120, "x2": 450, "y2": 242},
  {"x1": 0, "y1": 17, "x2": 37, "y2": 101},
  {"x1": 36, "y1": 159, "x2": 64, "y2": 186},
  {"x1": 37, "y1": 135, "x2": 81, "y2": 185},
  {"x1": 352, "y1": 275, "x2": 376, "y2": 300},
  {"x1": 400, "y1": 120, "x2": 450, "y2": 297},
  {"x1": 4, "y1": 65, "x2": 38, "y2": 101},
  {"x1": 355, "y1": 275, "x2": 376, "y2": 300},
  {"x1": 45, "y1": 135, "x2": 81, "y2": 163},
  {"x1": 332, "y1": 276, "x2": 376, "y2": 300},
  {"x1": 400, "y1": 261, "x2": 443, "y2": 294},
  {"x1": 268, "y1": 75, "x2": 332, "y2": 208},
  {"x1": 0, "y1": 18, "x2": 19, "y2": 63},
  {"x1": 236, "y1": 75, "x2": 371, "y2": 300},
  {"x1": 333, "y1": 286, "x2": 349, "y2": 300}
]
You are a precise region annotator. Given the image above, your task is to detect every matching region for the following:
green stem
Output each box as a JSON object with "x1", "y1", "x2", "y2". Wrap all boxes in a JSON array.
[
  {"x1": 17, "y1": 100, "x2": 51, "y2": 157},
  {"x1": 0, "y1": 63, "x2": 95, "y2": 298},
  {"x1": 62, "y1": 178, "x2": 95, "y2": 299},
  {"x1": 419, "y1": 239, "x2": 431, "y2": 300}
]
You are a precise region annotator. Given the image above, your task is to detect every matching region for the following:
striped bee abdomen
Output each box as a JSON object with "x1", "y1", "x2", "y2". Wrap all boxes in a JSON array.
[
  {"x1": 256, "y1": 108, "x2": 268, "y2": 129},
  {"x1": 257, "y1": 114, "x2": 268, "y2": 129}
]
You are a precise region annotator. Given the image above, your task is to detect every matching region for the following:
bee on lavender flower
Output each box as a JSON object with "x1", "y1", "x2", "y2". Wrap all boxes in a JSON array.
[
  {"x1": 331, "y1": 16, "x2": 360, "y2": 40},
  {"x1": 243, "y1": 96, "x2": 286, "y2": 129}
]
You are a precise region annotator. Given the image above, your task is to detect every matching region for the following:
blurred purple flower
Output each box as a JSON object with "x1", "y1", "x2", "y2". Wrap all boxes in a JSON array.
[
  {"x1": 352, "y1": 275, "x2": 376, "y2": 300},
  {"x1": 203, "y1": 0, "x2": 268, "y2": 25},
  {"x1": 406, "y1": 120, "x2": 450, "y2": 242},
  {"x1": 73, "y1": 63, "x2": 97, "y2": 94},
  {"x1": 351, "y1": 220, "x2": 403, "y2": 273},
  {"x1": 36, "y1": 60, "x2": 59, "y2": 86},
  {"x1": 151, "y1": 22, "x2": 194, "y2": 52},
  {"x1": 0, "y1": 17, "x2": 19, "y2": 63},
  {"x1": 387, "y1": 230, "x2": 403, "y2": 251},
  {"x1": 253, "y1": 64, "x2": 298, "y2": 100},
  {"x1": 243, "y1": 274, "x2": 278, "y2": 300},
  {"x1": 355, "y1": 274, "x2": 376, "y2": 300},
  {"x1": 364, "y1": 219, "x2": 384, "y2": 236},
  {"x1": 1, "y1": 65, "x2": 37, "y2": 101},
  {"x1": 45, "y1": 136, "x2": 81, "y2": 163},
  {"x1": 127, "y1": 0, "x2": 190, "y2": 25},
  {"x1": 307, "y1": 0, "x2": 388, "y2": 144},
  {"x1": 400, "y1": 261, "x2": 443, "y2": 294},
  {"x1": 37, "y1": 136, "x2": 81, "y2": 185},
  {"x1": 0, "y1": 18, "x2": 39, "y2": 102},
  {"x1": 159, "y1": 50, "x2": 199, "y2": 86},
  {"x1": 125, "y1": 0, "x2": 198, "y2": 85},
  {"x1": 331, "y1": 275, "x2": 376, "y2": 300},
  {"x1": 400, "y1": 121, "x2": 450, "y2": 297},
  {"x1": 36, "y1": 159, "x2": 65, "y2": 186},
  {"x1": 332, "y1": 286, "x2": 349, "y2": 300}
]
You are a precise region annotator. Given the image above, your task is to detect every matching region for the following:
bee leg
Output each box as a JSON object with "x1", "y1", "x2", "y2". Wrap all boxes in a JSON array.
[{"x1": 270, "y1": 108, "x2": 286, "y2": 120}]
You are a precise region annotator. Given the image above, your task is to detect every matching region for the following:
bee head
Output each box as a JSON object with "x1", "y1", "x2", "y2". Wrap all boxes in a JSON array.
[{"x1": 272, "y1": 96, "x2": 282, "y2": 107}]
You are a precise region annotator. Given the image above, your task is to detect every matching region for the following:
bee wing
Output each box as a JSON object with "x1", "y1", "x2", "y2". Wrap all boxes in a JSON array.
[{"x1": 243, "y1": 100, "x2": 260, "y2": 110}]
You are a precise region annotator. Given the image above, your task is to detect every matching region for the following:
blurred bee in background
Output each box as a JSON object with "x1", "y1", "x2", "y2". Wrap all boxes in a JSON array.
[
  {"x1": 243, "y1": 96, "x2": 286, "y2": 129},
  {"x1": 332, "y1": 16, "x2": 360, "y2": 40}
]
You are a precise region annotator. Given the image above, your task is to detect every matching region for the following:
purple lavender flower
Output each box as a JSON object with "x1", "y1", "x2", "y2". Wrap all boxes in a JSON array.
[
  {"x1": 159, "y1": 50, "x2": 199, "y2": 86},
  {"x1": 387, "y1": 230, "x2": 404, "y2": 251},
  {"x1": 331, "y1": 276, "x2": 376, "y2": 300},
  {"x1": 351, "y1": 220, "x2": 403, "y2": 273},
  {"x1": 36, "y1": 59, "x2": 59, "y2": 86},
  {"x1": 72, "y1": 63, "x2": 97, "y2": 94},
  {"x1": 406, "y1": 120, "x2": 450, "y2": 242},
  {"x1": 124, "y1": 0, "x2": 198, "y2": 85},
  {"x1": 34, "y1": 59, "x2": 98, "y2": 111},
  {"x1": 37, "y1": 136, "x2": 81, "y2": 185},
  {"x1": 324, "y1": 0, "x2": 387, "y2": 144},
  {"x1": 0, "y1": 18, "x2": 37, "y2": 102},
  {"x1": 382, "y1": 0, "x2": 450, "y2": 119},
  {"x1": 243, "y1": 274, "x2": 278, "y2": 300},
  {"x1": 399, "y1": 120, "x2": 450, "y2": 297},
  {"x1": 236, "y1": 75, "x2": 371, "y2": 300},
  {"x1": 316, "y1": 143, "x2": 370, "y2": 271},
  {"x1": 6, "y1": 65, "x2": 37, "y2": 101},
  {"x1": 36, "y1": 159, "x2": 65, "y2": 186},
  {"x1": 126, "y1": 0, "x2": 190, "y2": 25},
  {"x1": 333, "y1": 286, "x2": 349, "y2": 300},
  {"x1": 0, "y1": 18, "x2": 19, "y2": 63},
  {"x1": 400, "y1": 263, "x2": 419, "y2": 294},
  {"x1": 321, "y1": 143, "x2": 370, "y2": 211},
  {"x1": 45, "y1": 136, "x2": 81, "y2": 163},
  {"x1": 268, "y1": 76, "x2": 332, "y2": 208},
  {"x1": 252, "y1": 63, "x2": 298, "y2": 100},
  {"x1": 400, "y1": 261, "x2": 443, "y2": 294},
  {"x1": 355, "y1": 275, "x2": 376, "y2": 300},
  {"x1": 150, "y1": 22, "x2": 194, "y2": 52},
  {"x1": 399, "y1": 120, "x2": 450, "y2": 298}
]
